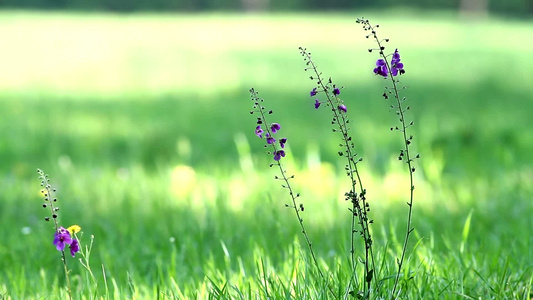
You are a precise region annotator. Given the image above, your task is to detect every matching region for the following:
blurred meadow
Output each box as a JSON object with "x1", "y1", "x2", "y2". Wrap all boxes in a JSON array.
[{"x1": 0, "y1": 9, "x2": 532, "y2": 299}]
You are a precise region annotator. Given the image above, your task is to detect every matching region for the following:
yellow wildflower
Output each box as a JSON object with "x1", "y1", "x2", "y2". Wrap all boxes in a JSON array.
[{"x1": 67, "y1": 225, "x2": 81, "y2": 235}]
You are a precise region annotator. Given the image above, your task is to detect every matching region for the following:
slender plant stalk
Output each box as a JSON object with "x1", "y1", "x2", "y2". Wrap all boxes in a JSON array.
[
  {"x1": 78, "y1": 234, "x2": 99, "y2": 295},
  {"x1": 38, "y1": 169, "x2": 73, "y2": 300},
  {"x1": 357, "y1": 18, "x2": 417, "y2": 298},
  {"x1": 60, "y1": 251, "x2": 73, "y2": 300},
  {"x1": 249, "y1": 88, "x2": 337, "y2": 298},
  {"x1": 299, "y1": 48, "x2": 376, "y2": 296}
]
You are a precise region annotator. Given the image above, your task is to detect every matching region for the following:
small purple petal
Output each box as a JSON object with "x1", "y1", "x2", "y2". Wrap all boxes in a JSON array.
[
  {"x1": 267, "y1": 137, "x2": 276, "y2": 144},
  {"x1": 70, "y1": 239, "x2": 80, "y2": 257},
  {"x1": 374, "y1": 59, "x2": 390, "y2": 77},
  {"x1": 53, "y1": 236, "x2": 65, "y2": 251},
  {"x1": 333, "y1": 88, "x2": 340, "y2": 96},
  {"x1": 310, "y1": 87, "x2": 317, "y2": 97},
  {"x1": 374, "y1": 64, "x2": 388, "y2": 77},
  {"x1": 314, "y1": 99, "x2": 321, "y2": 109},
  {"x1": 390, "y1": 49, "x2": 405, "y2": 75},
  {"x1": 53, "y1": 228, "x2": 72, "y2": 252},
  {"x1": 255, "y1": 125, "x2": 263, "y2": 138},
  {"x1": 280, "y1": 138, "x2": 287, "y2": 148},
  {"x1": 393, "y1": 49, "x2": 400, "y2": 60},
  {"x1": 270, "y1": 123, "x2": 281, "y2": 133},
  {"x1": 338, "y1": 104, "x2": 347, "y2": 113},
  {"x1": 273, "y1": 150, "x2": 286, "y2": 161},
  {"x1": 273, "y1": 153, "x2": 280, "y2": 161}
]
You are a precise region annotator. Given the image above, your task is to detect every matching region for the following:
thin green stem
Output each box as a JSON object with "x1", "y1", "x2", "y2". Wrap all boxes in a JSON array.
[
  {"x1": 358, "y1": 18, "x2": 416, "y2": 299},
  {"x1": 78, "y1": 235, "x2": 98, "y2": 293},
  {"x1": 61, "y1": 250, "x2": 73, "y2": 300},
  {"x1": 299, "y1": 48, "x2": 376, "y2": 296},
  {"x1": 38, "y1": 169, "x2": 73, "y2": 300},
  {"x1": 250, "y1": 88, "x2": 337, "y2": 298}
]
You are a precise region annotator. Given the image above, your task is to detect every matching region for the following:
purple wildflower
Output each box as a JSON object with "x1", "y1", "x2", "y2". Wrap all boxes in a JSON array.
[
  {"x1": 390, "y1": 49, "x2": 405, "y2": 76},
  {"x1": 70, "y1": 239, "x2": 80, "y2": 257},
  {"x1": 392, "y1": 49, "x2": 400, "y2": 61},
  {"x1": 310, "y1": 87, "x2": 317, "y2": 97},
  {"x1": 273, "y1": 150, "x2": 286, "y2": 161},
  {"x1": 333, "y1": 88, "x2": 340, "y2": 96},
  {"x1": 314, "y1": 99, "x2": 321, "y2": 109},
  {"x1": 338, "y1": 104, "x2": 347, "y2": 113},
  {"x1": 53, "y1": 227, "x2": 72, "y2": 251},
  {"x1": 267, "y1": 137, "x2": 276, "y2": 144},
  {"x1": 270, "y1": 123, "x2": 281, "y2": 133},
  {"x1": 255, "y1": 125, "x2": 263, "y2": 138},
  {"x1": 280, "y1": 138, "x2": 287, "y2": 148},
  {"x1": 374, "y1": 59, "x2": 388, "y2": 77}
]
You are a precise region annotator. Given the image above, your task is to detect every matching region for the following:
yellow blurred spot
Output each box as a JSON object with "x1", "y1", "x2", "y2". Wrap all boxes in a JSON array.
[
  {"x1": 67, "y1": 225, "x2": 81, "y2": 235},
  {"x1": 170, "y1": 164, "x2": 197, "y2": 199},
  {"x1": 227, "y1": 176, "x2": 249, "y2": 212},
  {"x1": 382, "y1": 171, "x2": 411, "y2": 202},
  {"x1": 295, "y1": 162, "x2": 337, "y2": 200}
]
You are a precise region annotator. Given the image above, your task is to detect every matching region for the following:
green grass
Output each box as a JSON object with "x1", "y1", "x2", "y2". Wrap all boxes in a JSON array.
[{"x1": 0, "y1": 10, "x2": 532, "y2": 299}]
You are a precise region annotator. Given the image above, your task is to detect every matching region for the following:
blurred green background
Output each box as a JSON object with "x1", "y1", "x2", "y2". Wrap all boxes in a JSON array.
[
  {"x1": 0, "y1": 0, "x2": 531, "y2": 15},
  {"x1": 0, "y1": 1, "x2": 532, "y2": 298}
]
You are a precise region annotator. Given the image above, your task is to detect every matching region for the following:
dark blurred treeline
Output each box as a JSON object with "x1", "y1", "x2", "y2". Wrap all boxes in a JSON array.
[{"x1": 0, "y1": 0, "x2": 531, "y2": 15}]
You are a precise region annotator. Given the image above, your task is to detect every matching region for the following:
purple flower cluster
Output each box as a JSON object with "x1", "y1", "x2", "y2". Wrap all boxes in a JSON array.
[
  {"x1": 273, "y1": 149, "x2": 286, "y2": 161},
  {"x1": 255, "y1": 123, "x2": 287, "y2": 161},
  {"x1": 53, "y1": 227, "x2": 80, "y2": 257},
  {"x1": 374, "y1": 59, "x2": 388, "y2": 77},
  {"x1": 374, "y1": 49, "x2": 405, "y2": 77},
  {"x1": 390, "y1": 49, "x2": 405, "y2": 76}
]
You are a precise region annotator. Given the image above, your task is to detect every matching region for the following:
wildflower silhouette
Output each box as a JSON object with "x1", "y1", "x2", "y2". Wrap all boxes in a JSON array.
[
  {"x1": 358, "y1": 17, "x2": 418, "y2": 299},
  {"x1": 37, "y1": 169, "x2": 82, "y2": 300},
  {"x1": 249, "y1": 88, "x2": 336, "y2": 297}
]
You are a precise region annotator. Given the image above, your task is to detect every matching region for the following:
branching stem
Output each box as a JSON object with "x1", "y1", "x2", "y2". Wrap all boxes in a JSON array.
[
  {"x1": 250, "y1": 89, "x2": 337, "y2": 298},
  {"x1": 38, "y1": 169, "x2": 73, "y2": 300},
  {"x1": 358, "y1": 18, "x2": 416, "y2": 299},
  {"x1": 299, "y1": 49, "x2": 376, "y2": 296}
]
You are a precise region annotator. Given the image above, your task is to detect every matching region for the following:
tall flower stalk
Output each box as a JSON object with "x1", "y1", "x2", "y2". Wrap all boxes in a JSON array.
[
  {"x1": 357, "y1": 18, "x2": 419, "y2": 299},
  {"x1": 249, "y1": 88, "x2": 336, "y2": 298},
  {"x1": 299, "y1": 48, "x2": 376, "y2": 297},
  {"x1": 37, "y1": 169, "x2": 81, "y2": 300},
  {"x1": 247, "y1": 18, "x2": 418, "y2": 299}
]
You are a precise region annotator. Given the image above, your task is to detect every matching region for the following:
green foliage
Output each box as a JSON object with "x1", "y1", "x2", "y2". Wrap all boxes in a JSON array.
[
  {"x1": 0, "y1": 11, "x2": 531, "y2": 299},
  {"x1": 0, "y1": 0, "x2": 532, "y2": 15}
]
